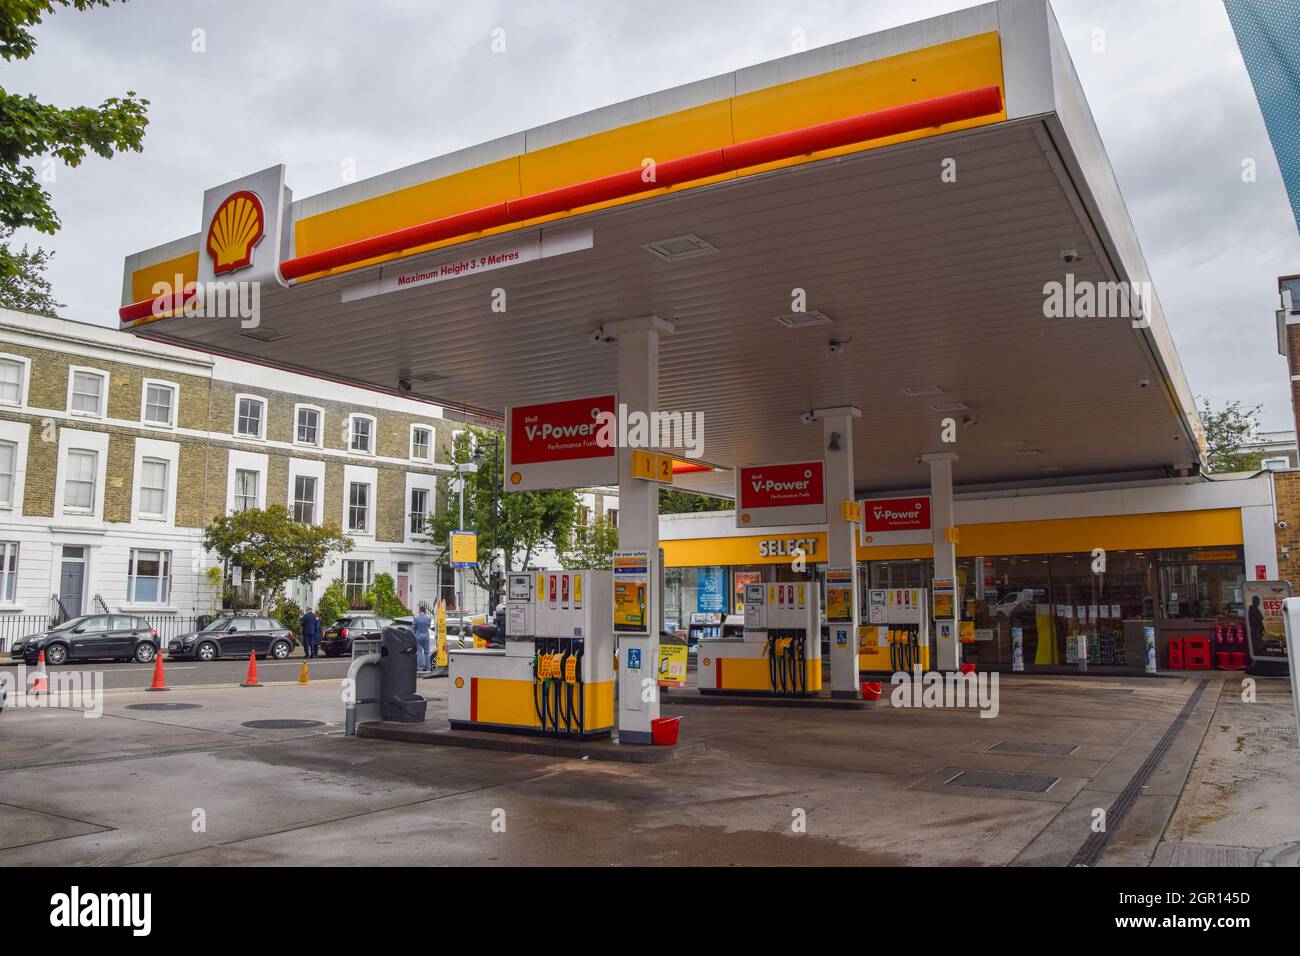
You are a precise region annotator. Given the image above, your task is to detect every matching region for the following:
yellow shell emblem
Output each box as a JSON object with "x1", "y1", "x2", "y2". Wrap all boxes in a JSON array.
[{"x1": 206, "y1": 190, "x2": 266, "y2": 275}]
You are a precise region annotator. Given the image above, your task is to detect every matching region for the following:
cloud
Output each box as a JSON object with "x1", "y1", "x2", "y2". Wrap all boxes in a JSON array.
[{"x1": 8, "y1": 0, "x2": 1299, "y2": 427}]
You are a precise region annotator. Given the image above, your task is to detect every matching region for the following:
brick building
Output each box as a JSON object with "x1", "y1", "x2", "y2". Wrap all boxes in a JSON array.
[{"x1": 0, "y1": 308, "x2": 471, "y2": 627}]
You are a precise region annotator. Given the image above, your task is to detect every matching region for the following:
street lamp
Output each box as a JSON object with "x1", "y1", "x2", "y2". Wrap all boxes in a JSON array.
[
  {"x1": 472, "y1": 436, "x2": 502, "y2": 608},
  {"x1": 454, "y1": 459, "x2": 478, "y2": 616}
]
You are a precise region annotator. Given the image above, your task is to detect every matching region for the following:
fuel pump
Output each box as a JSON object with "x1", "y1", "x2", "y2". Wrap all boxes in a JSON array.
[
  {"x1": 697, "y1": 579, "x2": 820, "y2": 696},
  {"x1": 861, "y1": 588, "x2": 930, "y2": 673},
  {"x1": 448, "y1": 570, "x2": 614, "y2": 737}
]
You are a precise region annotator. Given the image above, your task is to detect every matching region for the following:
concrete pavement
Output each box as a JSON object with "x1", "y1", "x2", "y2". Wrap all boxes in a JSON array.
[{"x1": 0, "y1": 670, "x2": 1294, "y2": 866}]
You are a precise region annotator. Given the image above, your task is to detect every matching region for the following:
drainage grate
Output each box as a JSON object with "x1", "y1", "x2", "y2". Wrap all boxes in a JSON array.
[
  {"x1": 1070, "y1": 679, "x2": 1210, "y2": 867},
  {"x1": 241, "y1": 719, "x2": 325, "y2": 730},
  {"x1": 126, "y1": 702, "x2": 202, "y2": 712},
  {"x1": 943, "y1": 769, "x2": 1059, "y2": 793},
  {"x1": 989, "y1": 741, "x2": 1079, "y2": 757}
]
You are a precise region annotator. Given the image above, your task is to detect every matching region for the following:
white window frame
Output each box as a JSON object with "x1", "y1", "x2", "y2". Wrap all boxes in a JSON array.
[
  {"x1": 233, "y1": 393, "x2": 268, "y2": 440},
  {"x1": 410, "y1": 424, "x2": 434, "y2": 462},
  {"x1": 293, "y1": 473, "x2": 318, "y2": 525},
  {"x1": 0, "y1": 541, "x2": 18, "y2": 605},
  {"x1": 66, "y1": 366, "x2": 108, "y2": 419},
  {"x1": 140, "y1": 378, "x2": 178, "y2": 429},
  {"x1": 233, "y1": 468, "x2": 260, "y2": 512},
  {"x1": 347, "y1": 480, "x2": 371, "y2": 533},
  {"x1": 130, "y1": 437, "x2": 179, "y2": 525},
  {"x1": 0, "y1": 354, "x2": 31, "y2": 409},
  {"x1": 404, "y1": 473, "x2": 436, "y2": 544},
  {"x1": 294, "y1": 403, "x2": 324, "y2": 448},
  {"x1": 348, "y1": 414, "x2": 376, "y2": 456},
  {"x1": 127, "y1": 548, "x2": 171, "y2": 606},
  {"x1": 225, "y1": 449, "x2": 268, "y2": 515},
  {"x1": 54, "y1": 429, "x2": 108, "y2": 520},
  {"x1": 137, "y1": 457, "x2": 169, "y2": 520},
  {"x1": 342, "y1": 559, "x2": 373, "y2": 606},
  {"x1": 63, "y1": 449, "x2": 98, "y2": 514},
  {"x1": 0, "y1": 440, "x2": 15, "y2": 510},
  {"x1": 409, "y1": 486, "x2": 430, "y2": 536}
]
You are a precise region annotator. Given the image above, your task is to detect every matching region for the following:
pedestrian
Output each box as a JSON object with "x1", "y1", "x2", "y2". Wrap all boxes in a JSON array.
[
  {"x1": 301, "y1": 607, "x2": 322, "y2": 659},
  {"x1": 412, "y1": 602, "x2": 434, "y2": 672}
]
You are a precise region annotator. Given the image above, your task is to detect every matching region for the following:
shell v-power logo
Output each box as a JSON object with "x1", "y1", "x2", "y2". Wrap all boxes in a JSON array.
[{"x1": 206, "y1": 190, "x2": 266, "y2": 274}]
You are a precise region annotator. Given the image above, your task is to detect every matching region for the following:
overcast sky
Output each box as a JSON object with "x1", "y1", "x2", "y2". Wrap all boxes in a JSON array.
[{"x1": 7, "y1": 0, "x2": 1299, "y2": 429}]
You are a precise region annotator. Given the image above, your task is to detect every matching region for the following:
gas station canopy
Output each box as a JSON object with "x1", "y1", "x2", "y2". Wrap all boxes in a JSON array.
[{"x1": 120, "y1": 0, "x2": 1202, "y2": 498}]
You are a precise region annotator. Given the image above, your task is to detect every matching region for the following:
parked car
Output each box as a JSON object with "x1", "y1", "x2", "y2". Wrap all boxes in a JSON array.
[
  {"x1": 169, "y1": 614, "x2": 296, "y2": 662},
  {"x1": 319, "y1": 614, "x2": 393, "y2": 657},
  {"x1": 10, "y1": 614, "x2": 159, "y2": 665}
]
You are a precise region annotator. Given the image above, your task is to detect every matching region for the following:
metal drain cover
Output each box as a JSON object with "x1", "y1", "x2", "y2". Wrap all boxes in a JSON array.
[
  {"x1": 944, "y1": 769, "x2": 1059, "y2": 793},
  {"x1": 126, "y1": 702, "x2": 202, "y2": 711},
  {"x1": 241, "y1": 719, "x2": 325, "y2": 730},
  {"x1": 989, "y1": 741, "x2": 1079, "y2": 756}
]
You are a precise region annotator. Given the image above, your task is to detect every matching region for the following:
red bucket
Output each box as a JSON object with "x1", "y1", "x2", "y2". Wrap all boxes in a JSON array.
[
  {"x1": 861, "y1": 681, "x2": 882, "y2": 701},
  {"x1": 651, "y1": 716, "x2": 680, "y2": 746}
]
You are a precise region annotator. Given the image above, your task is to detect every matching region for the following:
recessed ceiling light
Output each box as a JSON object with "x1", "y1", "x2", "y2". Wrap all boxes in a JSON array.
[
  {"x1": 902, "y1": 386, "x2": 944, "y2": 397},
  {"x1": 932, "y1": 401, "x2": 970, "y2": 412},
  {"x1": 773, "y1": 310, "x2": 833, "y2": 329},
  {"x1": 641, "y1": 234, "x2": 718, "y2": 262}
]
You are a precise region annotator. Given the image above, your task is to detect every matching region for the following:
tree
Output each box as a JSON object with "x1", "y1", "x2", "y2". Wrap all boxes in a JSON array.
[
  {"x1": 1, "y1": 2, "x2": 149, "y2": 309},
  {"x1": 317, "y1": 579, "x2": 350, "y2": 628},
  {"x1": 202, "y1": 506, "x2": 353, "y2": 610},
  {"x1": 366, "y1": 572, "x2": 410, "y2": 618},
  {"x1": 659, "y1": 487, "x2": 730, "y2": 514},
  {"x1": 560, "y1": 515, "x2": 620, "y2": 569},
  {"x1": 0, "y1": 231, "x2": 59, "y2": 315},
  {"x1": 1200, "y1": 397, "x2": 1265, "y2": 473},
  {"x1": 422, "y1": 427, "x2": 578, "y2": 591}
]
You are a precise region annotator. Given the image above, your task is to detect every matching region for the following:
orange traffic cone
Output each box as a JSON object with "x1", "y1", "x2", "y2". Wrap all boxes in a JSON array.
[
  {"x1": 31, "y1": 649, "x2": 48, "y2": 695},
  {"x1": 240, "y1": 650, "x2": 262, "y2": 688},
  {"x1": 145, "y1": 652, "x2": 169, "y2": 692},
  {"x1": 298, "y1": 661, "x2": 309, "y2": 685}
]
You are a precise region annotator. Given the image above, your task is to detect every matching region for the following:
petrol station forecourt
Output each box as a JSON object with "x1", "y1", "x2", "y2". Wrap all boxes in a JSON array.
[{"x1": 117, "y1": 0, "x2": 1257, "y2": 753}]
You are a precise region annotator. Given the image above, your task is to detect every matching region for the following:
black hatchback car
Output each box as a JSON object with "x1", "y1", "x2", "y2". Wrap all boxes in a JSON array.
[
  {"x1": 10, "y1": 615, "x2": 159, "y2": 665},
  {"x1": 169, "y1": 614, "x2": 296, "y2": 662},
  {"x1": 320, "y1": 614, "x2": 393, "y2": 657}
]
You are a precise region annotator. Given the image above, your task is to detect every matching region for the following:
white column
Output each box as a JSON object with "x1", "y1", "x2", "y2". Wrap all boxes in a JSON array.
[
  {"x1": 609, "y1": 316, "x2": 673, "y2": 744},
  {"x1": 823, "y1": 409, "x2": 862, "y2": 697},
  {"x1": 923, "y1": 452, "x2": 960, "y2": 671}
]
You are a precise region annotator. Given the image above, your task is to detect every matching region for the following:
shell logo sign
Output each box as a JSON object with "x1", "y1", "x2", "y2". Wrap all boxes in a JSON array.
[{"x1": 206, "y1": 190, "x2": 266, "y2": 275}]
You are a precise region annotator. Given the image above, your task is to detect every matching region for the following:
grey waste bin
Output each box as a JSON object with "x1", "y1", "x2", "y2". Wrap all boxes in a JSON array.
[{"x1": 379, "y1": 625, "x2": 427, "y2": 722}]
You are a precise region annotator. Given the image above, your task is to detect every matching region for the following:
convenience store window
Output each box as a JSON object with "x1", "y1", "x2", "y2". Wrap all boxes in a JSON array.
[{"x1": 1156, "y1": 549, "x2": 1245, "y2": 620}]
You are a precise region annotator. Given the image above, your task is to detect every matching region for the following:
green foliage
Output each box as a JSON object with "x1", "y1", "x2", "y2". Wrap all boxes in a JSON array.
[
  {"x1": 1200, "y1": 397, "x2": 1265, "y2": 474},
  {"x1": 201, "y1": 506, "x2": 353, "y2": 610},
  {"x1": 560, "y1": 515, "x2": 620, "y2": 569},
  {"x1": 271, "y1": 596, "x2": 303, "y2": 636},
  {"x1": 659, "y1": 488, "x2": 730, "y2": 514},
  {"x1": 317, "y1": 579, "x2": 350, "y2": 628},
  {"x1": 422, "y1": 427, "x2": 578, "y2": 590},
  {"x1": 366, "y1": 572, "x2": 410, "y2": 618},
  {"x1": 1, "y1": 2, "x2": 149, "y2": 308}
]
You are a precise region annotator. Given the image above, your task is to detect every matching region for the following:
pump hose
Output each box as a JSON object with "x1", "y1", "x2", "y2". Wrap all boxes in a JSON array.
[
  {"x1": 767, "y1": 637, "x2": 778, "y2": 693},
  {"x1": 533, "y1": 646, "x2": 544, "y2": 728}
]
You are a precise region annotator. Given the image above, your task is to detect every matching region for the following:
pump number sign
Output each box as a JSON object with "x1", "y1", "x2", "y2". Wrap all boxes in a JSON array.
[{"x1": 505, "y1": 394, "x2": 618, "y2": 492}]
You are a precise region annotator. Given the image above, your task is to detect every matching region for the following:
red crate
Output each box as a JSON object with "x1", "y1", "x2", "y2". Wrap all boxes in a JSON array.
[{"x1": 1183, "y1": 636, "x2": 1211, "y2": 671}]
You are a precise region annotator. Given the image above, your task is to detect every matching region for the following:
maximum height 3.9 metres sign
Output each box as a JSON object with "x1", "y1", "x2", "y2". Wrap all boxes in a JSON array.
[
  {"x1": 505, "y1": 394, "x2": 618, "y2": 492},
  {"x1": 735, "y1": 460, "x2": 826, "y2": 528}
]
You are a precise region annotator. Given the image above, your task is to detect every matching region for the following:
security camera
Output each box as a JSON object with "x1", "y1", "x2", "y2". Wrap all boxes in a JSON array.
[
  {"x1": 1061, "y1": 249, "x2": 1081, "y2": 264},
  {"x1": 827, "y1": 336, "x2": 851, "y2": 357},
  {"x1": 1278, "y1": 520, "x2": 1288, "y2": 531},
  {"x1": 1138, "y1": 379, "x2": 1150, "y2": 389},
  {"x1": 590, "y1": 326, "x2": 616, "y2": 345},
  {"x1": 396, "y1": 378, "x2": 413, "y2": 395}
]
